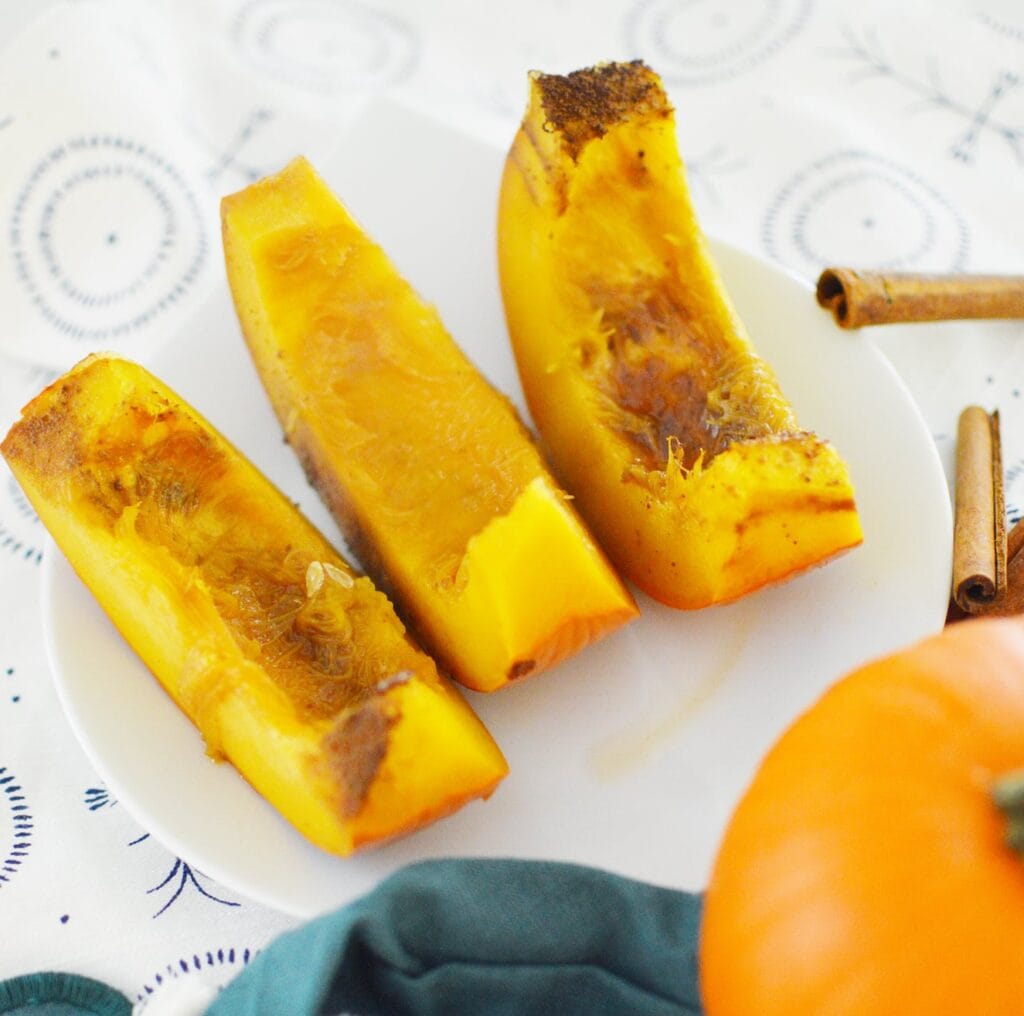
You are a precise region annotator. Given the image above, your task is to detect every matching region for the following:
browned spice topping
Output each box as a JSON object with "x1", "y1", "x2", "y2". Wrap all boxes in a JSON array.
[
  {"x1": 507, "y1": 658, "x2": 536, "y2": 681},
  {"x1": 589, "y1": 284, "x2": 778, "y2": 471},
  {"x1": 14, "y1": 382, "x2": 401, "y2": 723},
  {"x1": 534, "y1": 61, "x2": 671, "y2": 160},
  {"x1": 734, "y1": 496, "x2": 858, "y2": 536},
  {"x1": 322, "y1": 695, "x2": 397, "y2": 817},
  {"x1": 610, "y1": 355, "x2": 727, "y2": 469},
  {"x1": 294, "y1": 434, "x2": 390, "y2": 600},
  {"x1": 1, "y1": 387, "x2": 84, "y2": 483}
]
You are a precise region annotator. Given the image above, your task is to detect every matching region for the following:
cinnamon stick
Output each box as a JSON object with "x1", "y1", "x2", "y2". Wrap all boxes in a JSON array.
[
  {"x1": 952, "y1": 406, "x2": 1006, "y2": 613},
  {"x1": 995, "y1": 521, "x2": 1024, "y2": 616},
  {"x1": 950, "y1": 518, "x2": 1024, "y2": 621},
  {"x1": 1009, "y1": 516, "x2": 1024, "y2": 563},
  {"x1": 816, "y1": 269, "x2": 1024, "y2": 328}
]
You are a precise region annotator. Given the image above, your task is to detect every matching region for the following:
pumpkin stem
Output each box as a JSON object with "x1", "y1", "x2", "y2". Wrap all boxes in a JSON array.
[{"x1": 993, "y1": 770, "x2": 1024, "y2": 853}]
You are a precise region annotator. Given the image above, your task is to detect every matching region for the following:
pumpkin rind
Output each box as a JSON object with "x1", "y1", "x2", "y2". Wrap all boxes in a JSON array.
[
  {"x1": 1, "y1": 355, "x2": 508, "y2": 855},
  {"x1": 221, "y1": 158, "x2": 637, "y2": 692},
  {"x1": 497, "y1": 62, "x2": 863, "y2": 608},
  {"x1": 700, "y1": 616, "x2": 1024, "y2": 1015}
]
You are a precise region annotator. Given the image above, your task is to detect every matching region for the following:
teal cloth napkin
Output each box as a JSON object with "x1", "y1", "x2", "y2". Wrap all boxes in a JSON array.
[{"x1": 207, "y1": 859, "x2": 704, "y2": 1016}]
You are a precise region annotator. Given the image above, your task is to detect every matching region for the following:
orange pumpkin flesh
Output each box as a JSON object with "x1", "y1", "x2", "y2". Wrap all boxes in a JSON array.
[
  {"x1": 1, "y1": 355, "x2": 508, "y2": 856},
  {"x1": 221, "y1": 157, "x2": 637, "y2": 693},
  {"x1": 498, "y1": 62, "x2": 862, "y2": 608},
  {"x1": 700, "y1": 616, "x2": 1024, "y2": 1015}
]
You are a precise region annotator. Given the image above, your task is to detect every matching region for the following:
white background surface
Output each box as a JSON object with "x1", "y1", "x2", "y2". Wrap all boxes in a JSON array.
[{"x1": 1, "y1": 0, "x2": 1022, "y2": 1006}]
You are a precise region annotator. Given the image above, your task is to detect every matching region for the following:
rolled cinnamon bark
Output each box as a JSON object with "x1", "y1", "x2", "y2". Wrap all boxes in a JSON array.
[
  {"x1": 1009, "y1": 516, "x2": 1024, "y2": 563},
  {"x1": 951, "y1": 518, "x2": 1024, "y2": 621},
  {"x1": 952, "y1": 406, "x2": 1006, "y2": 613},
  {"x1": 992, "y1": 521, "x2": 1024, "y2": 616},
  {"x1": 816, "y1": 269, "x2": 1024, "y2": 328}
]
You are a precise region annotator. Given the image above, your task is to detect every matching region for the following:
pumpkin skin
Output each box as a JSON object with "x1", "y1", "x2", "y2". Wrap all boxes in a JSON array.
[
  {"x1": 700, "y1": 616, "x2": 1024, "y2": 1015},
  {"x1": 221, "y1": 157, "x2": 637, "y2": 692},
  {"x1": 1, "y1": 355, "x2": 508, "y2": 855},
  {"x1": 497, "y1": 62, "x2": 863, "y2": 608}
]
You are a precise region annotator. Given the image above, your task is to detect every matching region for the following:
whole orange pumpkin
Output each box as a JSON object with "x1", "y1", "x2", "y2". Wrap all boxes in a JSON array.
[{"x1": 700, "y1": 616, "x2": 1024, "y2": 1015}]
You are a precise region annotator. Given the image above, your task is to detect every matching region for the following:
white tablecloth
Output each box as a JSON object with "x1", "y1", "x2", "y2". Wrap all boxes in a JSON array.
[{"x1": 1, "y1": 0, "x2": 1023, "y2": 1008}]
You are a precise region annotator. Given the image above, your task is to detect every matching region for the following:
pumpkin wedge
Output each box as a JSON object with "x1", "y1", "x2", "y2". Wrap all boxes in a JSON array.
[
  {"x1": 498, "y1": 62, "x2": 863, "y2": 609},
  {"x1": 1, "y1": 355, "x2": 507, "y2": 855},
  {"x1": 221, "y1": 158, "x2": 637, "y2": 693}
]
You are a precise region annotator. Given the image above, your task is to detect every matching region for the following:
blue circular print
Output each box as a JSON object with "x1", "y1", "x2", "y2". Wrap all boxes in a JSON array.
[
  {"x1": 135, "y1": 947, "x2": 254, "y2": 1008},
  {"x1": 977, "y1": 11, "x2": 1024, "y2": 46},
  {"x1": 9, "y1": 136, "x2": 207, "y2": 342},
  {"x1": 763, "y1": 150, "x2": 970, "y2": 278},
  {"x1": 1, "y1": 467, "x2": 43, "y2": 566},
  {"x1": 231, "y1": 0, "x2": 417, "y2": 93},
  {"x1": 0, "y1": 767, "x2": 33, "y2": 888},
  {"x1": 625, "y1": 0, "x2": 813, "y2": 85}
]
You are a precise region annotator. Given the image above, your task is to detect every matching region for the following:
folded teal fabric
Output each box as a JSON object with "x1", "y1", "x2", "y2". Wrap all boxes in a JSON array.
[{"x1": 207, "y1": 858, "x2": 703, "y2": 1016}]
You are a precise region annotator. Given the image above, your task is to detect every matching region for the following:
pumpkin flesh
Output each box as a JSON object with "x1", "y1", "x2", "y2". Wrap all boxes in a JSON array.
[
  {"x1": 221, "y1": 158, "x2": 637, "y2": 692},
  {"x1": 497, "y1": 62, "x2": 863, "y2": 608},
  {"x1": 1, "y1": 355, "x2": 508, "y2": 855}
]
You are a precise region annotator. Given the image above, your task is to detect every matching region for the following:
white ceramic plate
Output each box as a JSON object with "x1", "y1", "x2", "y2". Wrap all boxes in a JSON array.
[{"x1": 42, "y1": 103, "x2": 952, "y2": 918}]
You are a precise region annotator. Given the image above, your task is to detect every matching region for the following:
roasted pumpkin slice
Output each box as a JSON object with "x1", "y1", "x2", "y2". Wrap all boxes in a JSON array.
[
  {"x1": 1, "y1": 355, "x2": 507, "y2": 855},
  {"x1": 221, "y1": 158, "x2": 637, "y2": 693},
  {"x1": 498, "y1": 62, "x2": 863, "y2": 608}
]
